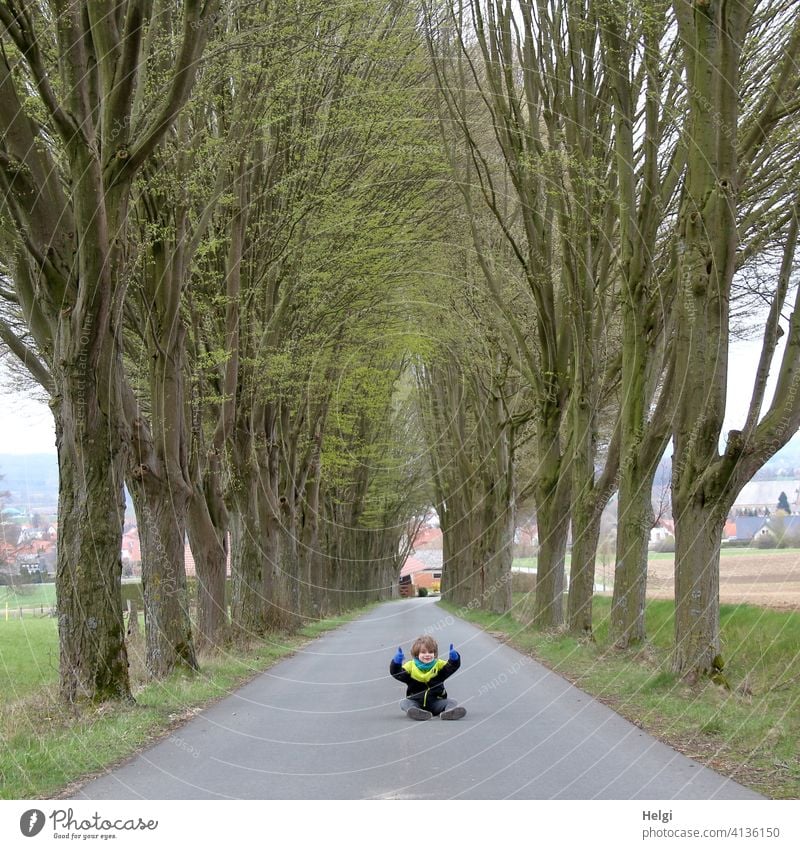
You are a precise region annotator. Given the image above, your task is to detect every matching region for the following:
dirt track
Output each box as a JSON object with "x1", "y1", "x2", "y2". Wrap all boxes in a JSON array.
[{"x1": 646, "y1": 550, "x2": 800, "y2": 610}]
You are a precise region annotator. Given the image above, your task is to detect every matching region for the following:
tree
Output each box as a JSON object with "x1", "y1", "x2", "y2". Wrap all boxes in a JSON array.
[
  {"x1": 0, "y1": 0, "x2": 219, "y2": 702},
  {"x1": 598, "y1": 0, "x2": 683, "y2": 648},
  {"x1": 418, "y1": 341, "x2": 517, "y2": 614},
  {"x1": 424, "y1": 0, "x2": 625, "y2": 629},
  {"x1": 670, "y1": 0, "x2": 800, "y2": 679},
  {"x1": 776, "y1": 492, "x2": 791, "y2": 514},
  {"x1": 181, "y1": 0, "x2": 444, "y2": 633}
]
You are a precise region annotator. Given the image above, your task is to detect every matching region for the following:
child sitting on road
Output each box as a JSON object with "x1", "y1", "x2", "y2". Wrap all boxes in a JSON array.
[{"x1": 390, "y1": 634, "x2": 466, "y2": 720}]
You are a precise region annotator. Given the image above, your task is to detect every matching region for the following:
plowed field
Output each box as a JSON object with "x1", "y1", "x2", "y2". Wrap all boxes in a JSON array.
[{"x1": 646, "y1": 549, "x2": 800, "y2": 610}]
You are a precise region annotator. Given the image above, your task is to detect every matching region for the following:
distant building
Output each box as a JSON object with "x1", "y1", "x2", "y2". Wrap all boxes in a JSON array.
[
  {"x1": 120, "y1": 525, "x2": 231, "y2": 577},
  {"x1": 732, "y1": 516, "x2": 770, "y2": 541},
  {"x1": 412, "y1": 527, "x2": 442, "y2": 550},
  {"x1": 399, "y1": 555, "x2": 442, "y2": 595},
  {"x1": 14, "y1": 539, "x2": 56, "y2": 574},
  {"x1": 762, "y1": 515, "x2": 800, "y2": 544},
  {"x1": 734, "y1": 480, "x2": 800, "y2": 512}
]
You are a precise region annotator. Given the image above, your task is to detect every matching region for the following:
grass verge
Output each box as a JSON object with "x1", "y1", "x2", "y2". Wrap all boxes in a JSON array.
[
  {"x1": 0, "y1": 611, "x2": 361, "y2": 799},
  {"x1": 440, "y1": 595, "x2": 800, "y2": 799}
]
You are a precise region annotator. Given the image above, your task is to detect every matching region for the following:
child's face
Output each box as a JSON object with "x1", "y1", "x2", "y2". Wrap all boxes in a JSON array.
[{"x1": 416, "y1": 647, "x2": 436, "y2": 663}]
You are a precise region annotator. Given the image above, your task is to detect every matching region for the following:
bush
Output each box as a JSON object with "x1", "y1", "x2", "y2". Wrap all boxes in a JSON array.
[
  {"x1": 511, "y1": 571, "x2": 536, "y2": 593},
  {"x1": 121, "y1": 582, "x2": 145, "y2": 606},
  {"x1": 754, "y1": 534, "x2": 776, "y2": 549},
  {"x1": 16, "y1": 568, "x2": 40, "y2": 584},
  {"x1": 777, "y1": 532, "x2": 800, "y2": 549},
  {"x1": 417, "y1": 587, "x2": 428, "y2": 597},
  {"x1": 652, "y1": 536, "x2": 675, "y2": 553}
]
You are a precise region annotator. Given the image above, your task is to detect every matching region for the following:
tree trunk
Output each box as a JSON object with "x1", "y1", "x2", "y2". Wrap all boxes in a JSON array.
[
  {"x1": 256, "y1": 512, "x2": 293, "y2": 631},
  {"x1": 475, "y1": 459, "x2": 513, "y2": 614},
  {"x1": 440, "y1": 503, "x2": 479, "y2": 607},
  {"x1": 671, "y1": 496, "x2": 724, "y2": 680},
  {"x1": 126, "y1": 340, "x2": 198, "y2": 677},
  {"x1": 229, "y1": 482, "x2": 267, "y2": 636},
  {"x1": 54, "y1": 389, "x2": 132, "y2": 704},
  {"x1": 566, "y1": 395, "x2": 602, "y2": 637},
  {"x1": 274, "y1": 515, "x2": 304, "y2": 630},
  {"x1": 532, "y1": 494, "x2": 570, "y2": 628},
  {"x1": 126, "y1": 599, "x2": 140, "y2": 639},
  {"x1": 477, "y1": 506, "x2": 513, "y2": 614},
  {"x1": 610, "y1": 472, "x2": 654, "y2": 648},
  {"x1": 567, "y1": 504, "x2": 601, "y2": 637},
  {"x1": 128, "y1": 478, "x2": 197, "y2": 676},
  {"x1": 532, "y1": 424, "x2": 571, "y2": 629},
  {"x1": 186, "y1": 475, "x2": 229, "y2": 650}
]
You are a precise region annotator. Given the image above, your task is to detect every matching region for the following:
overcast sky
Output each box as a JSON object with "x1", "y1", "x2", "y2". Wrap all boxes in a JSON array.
[{"x1": 0, "y1": 340, "x2": 795, "y2": 456}]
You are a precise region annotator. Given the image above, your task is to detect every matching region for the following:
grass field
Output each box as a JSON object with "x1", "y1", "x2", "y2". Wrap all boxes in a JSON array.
[
  {"x1": 444, "y1": 595, "x2": 800, "y2": 799},
  {"x1": 0, "y1": 618, "x2": 59, "y2": 701},
  {"x1": 0, "y1": 584, "x2": 57, "y2": 610}
]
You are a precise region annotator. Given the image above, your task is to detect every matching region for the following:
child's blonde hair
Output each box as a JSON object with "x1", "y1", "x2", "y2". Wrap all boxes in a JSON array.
[{"x1": 411, "y1": 635, "x2": 438, "y2": 657}]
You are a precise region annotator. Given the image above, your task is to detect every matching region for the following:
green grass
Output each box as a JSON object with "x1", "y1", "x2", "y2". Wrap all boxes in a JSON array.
[
  {"x1": 441, "y1": 596, "x2": 800, "y2": 799},
  {"x1": 628, "y1": 546, "x2": 800, "y2": 561},
  {"x1": 718, "y1": 546, "x2": 800, "y2": 557},
  {"x1": 0, "y1": 618, "x2": 60, "y2": 701},
  {"x1": 0, "y1": 611, "x2": 363, "y2": 799},
  {"x1": 0, "y1": 584, "x2": 57, "y2": 609}
]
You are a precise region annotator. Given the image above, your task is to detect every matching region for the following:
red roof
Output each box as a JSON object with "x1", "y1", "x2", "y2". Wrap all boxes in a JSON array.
[
  {"x1": 14, "y1": 539, "x2": 55, "y2": 557},
  {"x1": 400, "y1": 556, "x2": 428, "y2": 577},
  {"x1": 412, "y1": 527, "x2": 443, "y2": 549},
  {"x1": 183, "y1": 540, "x2": 231, "y2": 577}
]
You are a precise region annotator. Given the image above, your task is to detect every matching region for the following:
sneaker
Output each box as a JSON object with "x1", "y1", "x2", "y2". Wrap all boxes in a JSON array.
[
  {"x1": 406, "y1": 706, "x2": 433, "y2": 721},
  {"x1": 440, "y1": 706, "x2": 467, "y2": 720}
]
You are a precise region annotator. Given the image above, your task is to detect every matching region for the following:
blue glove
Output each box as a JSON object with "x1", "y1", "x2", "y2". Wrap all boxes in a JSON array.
[
  {"x1": 393, "y1": 646, "x2": 404, "y2": 665},
  {"x1": 449, "y1": 643, "x2": 459, "y2": 661}
]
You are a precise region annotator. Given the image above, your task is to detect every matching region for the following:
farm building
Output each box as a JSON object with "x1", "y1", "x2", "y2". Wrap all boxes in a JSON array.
[{"x1": 399, "y1": 555, "x2": 442, "y2": 597}]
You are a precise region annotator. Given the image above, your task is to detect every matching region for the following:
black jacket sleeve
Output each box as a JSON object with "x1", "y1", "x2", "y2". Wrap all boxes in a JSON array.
[
  {"x1": 435, "y1": 655, "x2": 461, "y2": 682},
  {"x1": 390, "y1": 659, "x2": 413, "y2": 684}
]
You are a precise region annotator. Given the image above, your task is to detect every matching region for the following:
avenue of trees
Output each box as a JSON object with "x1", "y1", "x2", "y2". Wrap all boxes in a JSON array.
[
  {"x1": 0, "y1": 0, "x2": 799, "y2": 702},
  {"x1": 421, "y1": 0, "x2": 800, "y2": 682}
]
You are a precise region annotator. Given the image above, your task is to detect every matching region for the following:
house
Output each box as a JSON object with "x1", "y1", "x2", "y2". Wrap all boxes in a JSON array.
[
  {"x1": 121, "y1": 527, "x2": 142, "y2": 575},
  {"x1": 0, "y1": 506, "x2": 24, "y2": 523},
  {"x1": 402, "y1": 527, "x2": 444, "y2": 595},
  {"x1": 120, "y1": 524, "x2": 232, "y2": 577},
  {"x1": 412, "y1": 527, "x2": 442, "y2": 550},
  {"x1": 732, "y1": 516, "x2": 770, "y2": 541},
  {"x1": 514, "y1": 523, "x2": 538, "y2": 555},
  {"x1": 14, "y1": 538, "x2": 56, "y2": 574},
  {"x1": 399, "y1": 555, "x2": 442, "y2": 595},
  {"x1": 735, "y1": 480, "x2": 800, "y2": 512},
  {"x1": 763, "y1": 514, "x2": 800, "y2": 544},
  {"x1": 648, "y1": 519, "x2": 677, "y2": 548}
]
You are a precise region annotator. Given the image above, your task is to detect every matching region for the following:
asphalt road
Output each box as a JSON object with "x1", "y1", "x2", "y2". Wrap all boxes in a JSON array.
[{"x1": 73, "y1": 598, "x2": 761, "y2": 800}]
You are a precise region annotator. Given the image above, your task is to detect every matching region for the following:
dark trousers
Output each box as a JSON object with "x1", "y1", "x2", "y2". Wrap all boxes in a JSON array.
[{"x1": 401, "y1": 697, "x2": 457, "y2": 717}]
